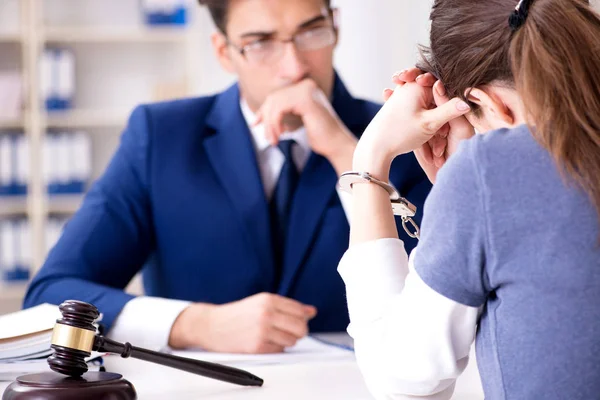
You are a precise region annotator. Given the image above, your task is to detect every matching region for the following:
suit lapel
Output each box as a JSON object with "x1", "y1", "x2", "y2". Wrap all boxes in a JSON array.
[
  {"x1": 203, "y1": 85, "x2": 275, "y2": 281},
  {"x1": 278, "y1": 73, "x2": 366, "y2": 295}
]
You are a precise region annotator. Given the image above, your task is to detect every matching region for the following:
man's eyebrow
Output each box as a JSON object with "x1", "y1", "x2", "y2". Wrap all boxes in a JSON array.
[
  {"x1": 298, "y1": 14, "x2": 328, "y2": 29},
  {"x1": 240, "y1": 30, "x2": 275, "y2": 39},
  {"x1": 238, "y1": 14, "x2": 328, "y2": 39}
]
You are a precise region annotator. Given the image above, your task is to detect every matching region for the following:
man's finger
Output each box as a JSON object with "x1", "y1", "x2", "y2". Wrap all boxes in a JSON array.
[
  {"x1": 421, "y1": 98, "x2": 471, "y2": 135},
  {"x1": 254, "y1": 342, "x2": 285, "y2": 354},
  {"x1": 270, "y1": 312, "x2": 309, "y2": 339},
  {"x1": 267, "y1": 327, "x2": 300, "y2": 348},
  {"x1": 272, "y1": 295, "x2": 316, "y2": 319},
  {"x1": 253, "y1": 113, "x2": 264, "y2": 127},
  {"x1": 265, "y1": 123, "x2": 277, "y2": 146},
  {"x1": 266, "y1": 106, "x2": 282, "y2": 142}
]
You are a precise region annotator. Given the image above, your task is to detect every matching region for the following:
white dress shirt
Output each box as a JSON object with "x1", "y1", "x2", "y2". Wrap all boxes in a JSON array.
[
  {"x1": 338, "y1": 238, "x2": 480, "y2": 400},
  {"x1": 108, "y1": 100, "x2": 352, "y2": 350}
]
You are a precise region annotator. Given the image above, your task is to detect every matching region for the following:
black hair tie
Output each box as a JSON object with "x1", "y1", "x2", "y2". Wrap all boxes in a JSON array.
[{"x1": 509, "y1": 0, "x2": 536, "y2": 32}]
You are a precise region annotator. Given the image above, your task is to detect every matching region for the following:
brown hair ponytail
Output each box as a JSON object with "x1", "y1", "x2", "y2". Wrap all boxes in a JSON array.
[
  {"x1": 510, "y1": 0, "x2": 600, "y2": 219},
  {"x1": 419, "y1": 0, "x2": 600, "y2": 221}
]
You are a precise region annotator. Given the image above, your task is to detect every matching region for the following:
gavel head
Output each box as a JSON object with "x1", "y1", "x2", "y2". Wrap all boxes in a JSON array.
[{"x1": 47, "y1": 300, "x2": 100, "y2": 378}]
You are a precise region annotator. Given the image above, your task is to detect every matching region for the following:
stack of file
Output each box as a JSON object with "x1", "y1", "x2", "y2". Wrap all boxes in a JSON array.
[
  {"x1": 0, "y1": 304, "x2": 59, "y2": 381},
  {"x1": 141, "y1": 0, "x2": 188, "y2": 25},
  {"x1": 40, "y1": 48, "x2": 75, "y2": 111},
  {"x1": 43, "y1": 131, "x2": 92, "y2": 194},
  {"x1": 0, "y1": 218, "x2": 31, "y2": 282},
  {"x1": 0, "y1": 304, "x2": 104, "y2": 381},
  {"x1": 0, "y1": 133, "x2": 28, "y2": 197}
]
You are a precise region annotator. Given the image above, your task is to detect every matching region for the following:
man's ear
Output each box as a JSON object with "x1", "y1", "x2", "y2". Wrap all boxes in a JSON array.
[
  {"x1": 331, "y1": 7, "x2": 340, "y2": 47},
  {"x1": 212, "y1": 32, "x2": 236, "y2": 74},
  {"x1": 466, "y1": 87, "x2": 515, "y2": 126}
]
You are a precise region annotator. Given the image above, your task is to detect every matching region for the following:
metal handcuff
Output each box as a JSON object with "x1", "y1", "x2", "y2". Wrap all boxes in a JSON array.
[{"x1": 338, "y1": 171, "x2": 420, "y2": 239}]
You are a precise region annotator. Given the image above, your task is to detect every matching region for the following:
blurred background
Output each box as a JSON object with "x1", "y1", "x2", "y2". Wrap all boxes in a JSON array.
[{"x1": 1, "y1": 0, "x2": 598, "y2": 315}]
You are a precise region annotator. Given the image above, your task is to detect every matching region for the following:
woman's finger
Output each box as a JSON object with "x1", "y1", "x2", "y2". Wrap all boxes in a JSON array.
[
  {"x1": 429, "y1": 134, "x2": 448, "y2": 159},
  {"x1": 421, "y1": 98, "x2": 471, "y2": 135},
  {"x1": 418, "y1": 141, "x2": 435, "y2": 166},
  {"x1": 383, "y1": 88, "x2": 394, "y2": 102},
  {"x1": 434, "y1": 152, "x2": 446, "y2": 168},
  {"x1": 432, "y1": 81, "x2": 449, "y2": 106},
  {"x1": 415, "y1": 73, "x2": 436, "y2": 88},
  {"x1": 392, "y1": 67, "x2": 423, "y2": 85}
]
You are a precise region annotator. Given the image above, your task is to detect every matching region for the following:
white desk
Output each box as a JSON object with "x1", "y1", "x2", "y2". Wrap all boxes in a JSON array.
[{"x1": 1, "y1": 334, "x2": 484, "y2": 399}]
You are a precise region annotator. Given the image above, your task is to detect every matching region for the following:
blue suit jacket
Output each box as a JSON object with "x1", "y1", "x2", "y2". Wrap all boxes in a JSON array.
[{"x1": 24, "y1": 75, "x2": 431, "y2": 333}]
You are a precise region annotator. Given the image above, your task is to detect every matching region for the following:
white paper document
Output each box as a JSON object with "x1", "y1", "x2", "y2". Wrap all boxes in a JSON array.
[
  {"x1": 0, "y1": 303, "x2": 60, "y2": 342},
  {"x1": 169, "y1": 336, "x2": 354, "y2": 367}
]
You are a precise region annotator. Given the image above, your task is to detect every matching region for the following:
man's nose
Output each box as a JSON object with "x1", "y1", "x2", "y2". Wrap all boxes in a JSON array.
[{"x1": 278, "y1": 42, "x2": 309, "y2": 84}]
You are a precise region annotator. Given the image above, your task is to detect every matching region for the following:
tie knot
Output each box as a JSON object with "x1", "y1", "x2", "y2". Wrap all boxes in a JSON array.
[{"x1": 277, "y1": 140, "x2": 296, "y2": 160}]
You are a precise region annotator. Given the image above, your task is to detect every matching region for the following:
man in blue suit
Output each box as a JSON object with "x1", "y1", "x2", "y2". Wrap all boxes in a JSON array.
[{"x1": 24, "y1": 0, "x2": 431, "y2": 353}]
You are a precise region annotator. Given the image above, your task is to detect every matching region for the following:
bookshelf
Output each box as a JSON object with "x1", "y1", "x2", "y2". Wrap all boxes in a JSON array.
[
  {"x1": 0, "y1": 32, "x2": 23, "y2": 43},
  {"x1": 44, "y1": 109, "x2": 129, "y2": 129},
  {"x1": 0, "y1": 0, "x2": 202, "y2": 308},
  {"x1": 43, "y1": 26, "x2": 191, "y2": 44},
  {"x1": 0, "y1": 117, "x2": 25, "y2": 130},
  {"x1": 0, "y1": 197, "x2": 28, "y2": 217}
]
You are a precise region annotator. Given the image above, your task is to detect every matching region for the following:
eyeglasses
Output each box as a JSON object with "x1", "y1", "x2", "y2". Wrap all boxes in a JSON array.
[{"x1": 227, "y1": 25, "x2": 337, "y2": 65}]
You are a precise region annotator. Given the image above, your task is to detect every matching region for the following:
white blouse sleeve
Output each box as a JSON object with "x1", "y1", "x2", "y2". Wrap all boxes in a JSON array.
[{"x1": 338, "y1": 238, "x2": 480, "y2": 400}]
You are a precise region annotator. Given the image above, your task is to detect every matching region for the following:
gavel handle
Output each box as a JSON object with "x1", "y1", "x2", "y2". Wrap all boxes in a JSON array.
[{"x1": 93, "y1": 336, "x2": 263, "y2": 387}]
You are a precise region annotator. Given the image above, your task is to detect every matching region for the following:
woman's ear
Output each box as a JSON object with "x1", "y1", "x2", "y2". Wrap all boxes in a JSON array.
[{"x1": 465, "y1": 87, "x2": 515, "y2": 127}]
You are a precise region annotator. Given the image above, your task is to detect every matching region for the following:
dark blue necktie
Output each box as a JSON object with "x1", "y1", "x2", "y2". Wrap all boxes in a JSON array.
[{"x1": 270, "y1": 140, "x2": 299, "y2": 273}]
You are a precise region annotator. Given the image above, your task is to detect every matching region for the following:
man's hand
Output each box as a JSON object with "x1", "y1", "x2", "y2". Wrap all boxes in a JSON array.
[
  {"x1": 168, "y1": 293, "x2": 317, "y2": 354},
  {"x1": 254, "y1": 79, "x2": 357, "y2": 176}
]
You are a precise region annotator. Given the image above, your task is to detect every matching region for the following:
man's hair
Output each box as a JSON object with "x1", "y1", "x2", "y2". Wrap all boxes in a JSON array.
[{"x1": 197, "y1": 0, "x2": 332, "y2": 34}]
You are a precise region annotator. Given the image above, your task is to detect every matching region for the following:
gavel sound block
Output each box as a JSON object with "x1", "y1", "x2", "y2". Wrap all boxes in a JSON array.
[{"x1": 2, "y1": 300, "x2": 263, "y2": 400}]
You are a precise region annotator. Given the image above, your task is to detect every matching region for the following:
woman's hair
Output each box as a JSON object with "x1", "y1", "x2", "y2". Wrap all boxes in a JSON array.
[{"x1": 419, "y1": 0, "x2": 600, "y2": 223}]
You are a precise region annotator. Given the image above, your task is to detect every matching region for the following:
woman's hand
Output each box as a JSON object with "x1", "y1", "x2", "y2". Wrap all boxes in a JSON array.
[
  {"x1": 413, "y1": 80, "x2": 475, "y2": 183},
  {"x1": 353, "y1": 71, "x2": 471, "y2": 180},
  {"x1": 385, "y1": 70, "x2": 449, "y2": 173}
]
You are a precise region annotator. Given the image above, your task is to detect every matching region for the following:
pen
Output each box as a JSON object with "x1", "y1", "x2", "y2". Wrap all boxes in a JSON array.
[{"x1": 96, "y1": 337, "x2": 264, "y2": 387}]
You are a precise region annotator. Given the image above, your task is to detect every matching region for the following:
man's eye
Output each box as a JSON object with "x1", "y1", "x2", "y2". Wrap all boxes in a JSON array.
[{"x1": 247, "y1": 39, "x2": 272, "y2": 51}]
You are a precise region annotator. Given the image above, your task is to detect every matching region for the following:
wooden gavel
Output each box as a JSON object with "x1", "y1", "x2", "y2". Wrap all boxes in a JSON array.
[{"x1": 48, "y1": 300, "x2": 264, "y2": 387}]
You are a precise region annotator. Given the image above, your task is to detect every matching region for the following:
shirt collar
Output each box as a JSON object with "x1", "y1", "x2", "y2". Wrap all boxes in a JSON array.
[{"x1": 240, "y1": 98, "x2": 310, "y2": 153}]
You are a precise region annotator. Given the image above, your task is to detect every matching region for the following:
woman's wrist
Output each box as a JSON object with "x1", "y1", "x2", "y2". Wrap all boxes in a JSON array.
[{"x1": 352, "y1": 143, "x2": 394, "y2": 182}]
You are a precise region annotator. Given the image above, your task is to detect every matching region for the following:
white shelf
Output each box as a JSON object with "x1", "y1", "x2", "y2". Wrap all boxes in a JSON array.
[
  {"x1": 45, "y1": 109, "x2": 128, "y2": 129},
  {"x1": 47, "y1": 194, "x2": 83, "y2": 214},
  {"x1": 0, "y1": 31, "x2": 23, "y2": 43},
  {"x1": 3, "y1": 0, "x2": 200, "y2": 272},
  {"x1": 0, "y1": 197, "x2": 28, "y2": 217},
  {"x1": 0, "y1": 116, "x2": 25, "y2": 129},
  {"x1": 0, "y1": 281, "x2": 28, "y2": 301},
  {"x1": 43, "y1": 26, "x2": 190, "y2": 44}
]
